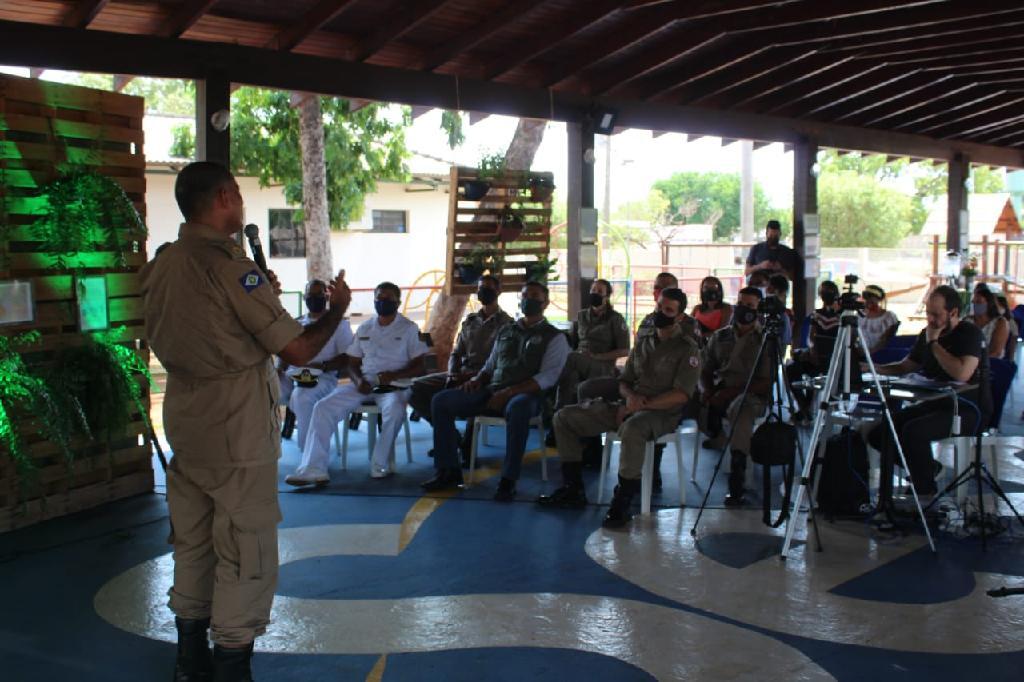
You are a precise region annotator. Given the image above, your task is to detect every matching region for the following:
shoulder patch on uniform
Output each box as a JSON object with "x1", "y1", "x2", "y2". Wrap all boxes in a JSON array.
[
  {"x1": 238, "y1": 269, "x2": 264, "y2": 293},
  {"x1": 689, "y1": 355, "x2": 699, "y2": 368}
]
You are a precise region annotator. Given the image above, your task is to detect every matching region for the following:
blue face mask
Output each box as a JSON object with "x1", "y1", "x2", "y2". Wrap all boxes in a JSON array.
[
  {"x1": 375, "y1": 299, "x2": 399, "y2": 317},
  {"x1": 520, "y1": 298, "x2": 545, "y2": 317}
]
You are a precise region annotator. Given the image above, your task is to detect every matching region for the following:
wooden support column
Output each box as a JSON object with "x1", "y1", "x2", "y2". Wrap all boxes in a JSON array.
[
  {"x1": 566, "y1": 121, "x2": 595, "y2": 317},
  {"x1": 195, "y1": 72, "x2": 231, "y2": 166},
  {"x1": 947, "y1": 153, "x2": 969, "y2": 254},
  {"x1": 792, "y1": 136, "x2": 818, "y2": 324}
]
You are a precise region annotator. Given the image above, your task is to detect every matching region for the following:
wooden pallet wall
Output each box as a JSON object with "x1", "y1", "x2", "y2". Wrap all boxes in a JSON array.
[
  {"x1": 0, "y1": 74, "x2": 151, "y2": 532},
  {"x1": 444, "y1": 166, "x2": 553, "y2": 295}
]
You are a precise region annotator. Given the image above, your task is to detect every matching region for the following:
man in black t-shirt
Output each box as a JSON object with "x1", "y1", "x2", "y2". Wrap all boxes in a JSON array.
[
  {"x1": 745, "y1": 220, "x2": 800, "y2": 280},
  {"x1": 869, "y1": 285, "x2": 991, "y2": 502},
  {"x1": 785, "y1": 280, "x2": 842, "y2": 418}
]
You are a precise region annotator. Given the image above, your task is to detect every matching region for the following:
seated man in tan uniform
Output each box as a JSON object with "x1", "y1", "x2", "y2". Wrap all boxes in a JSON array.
[
  {"x1": 700, "y1": 286, "x2": 772, "y2": 506},
  {"x1": 543, "y1": 288, "x2": 700, "y2": 528}
]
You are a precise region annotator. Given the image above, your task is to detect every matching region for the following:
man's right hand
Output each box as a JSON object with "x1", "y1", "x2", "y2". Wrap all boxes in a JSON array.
[
  {"x1": 461, "y1": 376, "x2": 483, "y2": 392},
  {"x1": 357, "y1": 379, "x2": 373, "y2": 394},
  {"x1": 329, "y1": 269, "x2": 352, "y2": 314}
]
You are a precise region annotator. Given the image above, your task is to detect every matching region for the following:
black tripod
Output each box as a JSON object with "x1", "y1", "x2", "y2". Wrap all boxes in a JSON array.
[
  {"x1": 690, "y1": 311, "x2": 810, "y2": 544},
  {"x1": 923, "y1": 427, "x2": 1024, "y2": 550}
]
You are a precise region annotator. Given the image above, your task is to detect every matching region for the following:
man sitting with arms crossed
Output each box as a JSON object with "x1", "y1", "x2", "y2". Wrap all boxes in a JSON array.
[
  {"x1": 700, "y1": 287, "x2": 772, "y2": 506},
  {"x1": 409, "y1": 275, "x2": 512, "y2": 456},
  {"x1": 542, "y1": 287, "x2": 699, "y2": 526},
  {"x1": 421, "y1": 281, "x2": 570, "y2": 501},
  {"x1": 278, "y1": 279, "x2": 353, "y2": 450},
  {"x1": 286, "y1": 282, "x2": 428, "y2": 485},
  {"x1": 868, "y1": 285, "x2": 991, "y2": 505}
]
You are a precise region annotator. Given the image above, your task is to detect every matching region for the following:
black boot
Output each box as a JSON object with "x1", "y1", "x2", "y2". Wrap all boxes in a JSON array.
[
  {"x1": 280, "y1": 409, "x2": 296, "y2": 440},
  {"x1": 652, "y1": 444, "x2": 664, "y2": 493},
  {"x1": 173, "y1": 617, "x2": 213, "y2": 682},
  {"x1": 580, "y1": 436, "x2": 604, "y2": 469},
  {"x1": 725, "y1": 449, "x2": 747, "y2": 507},
  {"x1": 212, "y1": 643, "x2": 254, "y2": 682},
  {"x1": 537, "y1": 462, "x2": 587, "y2": 509},
  {"x1": 420, "y1": 467, "x2": 464, "y2": 491},
  {"x1": 602, "y1": 477, "x2": 640, "y2": 528}
]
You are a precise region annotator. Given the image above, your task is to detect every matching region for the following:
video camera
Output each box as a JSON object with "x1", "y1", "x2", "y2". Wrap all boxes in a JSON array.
[
  {"x1": 839, "y1": 274, "x2": 864, "y2": 312},
  {"x1": 757, "y1": 295, "x2": 786, "y2": 318}
]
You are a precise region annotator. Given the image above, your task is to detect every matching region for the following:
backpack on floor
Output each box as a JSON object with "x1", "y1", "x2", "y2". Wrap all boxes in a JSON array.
[
  {"x1": 815, "y1": 427, "x2": 870, "y2": 518},
  {"x1": 750, "y1": 417, "x2": 797, "y2": 528}
]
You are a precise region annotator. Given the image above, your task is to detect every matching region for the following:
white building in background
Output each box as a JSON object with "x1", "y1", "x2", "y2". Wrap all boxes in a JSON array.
[{"x1": 143, "y1": 115, "x2": 453, "y2": 317}]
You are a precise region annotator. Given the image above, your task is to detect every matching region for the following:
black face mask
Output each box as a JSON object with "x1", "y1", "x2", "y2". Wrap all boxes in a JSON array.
[
  {"x1": 375, "y1": 299, "x2": 399, "y2": 317},
  {"x1": 653, "y1": 311, "x2": 677, "y2": 329},
  {"x1": 477, "y1": 287, "x2": 498, "y2": 306},
  {"x1": 700, "y1": 289, "x2": 721, "y2": 304},
  {"x1": 820, "y1": 292, "x2": 837, "y2": 305},
  {"x1": 588, "y1": 292, "x2": 605, "y2": 308},
  {"x1": 305, "y1": 295, "x2": 327, "y2": 314},
  {"x1": 520, "y1": 298, "x2": 545, "y2": 317},
  {"x1": 735, "y1": 306, "x2": 758, "y2": 326}
]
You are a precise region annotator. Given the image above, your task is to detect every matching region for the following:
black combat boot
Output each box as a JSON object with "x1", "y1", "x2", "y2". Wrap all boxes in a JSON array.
[
  {"x1": 173, "y1": 617, "x2": 213, "y2": 682},
  {"x1": 212, "y1": 643, "x2": 254, "y2": 682},
  {"x1": 602, "y1": 476, "x2": 640, "y2": 528},
  {"x1": 537, "y1": 462, "x2": 587, "y2": 509},
  {"x1": 280, "y1": 409, "x2": 296, "y2": 440},
  {"x1": 580, "y1": 436, "x2": 604, "y2": 469},
  {"x1": 725, "y1": 449, "x2": 747, "y2": 507},
  {"x1": 652, "y1": 444, "x2": 665, "y2": 493}
]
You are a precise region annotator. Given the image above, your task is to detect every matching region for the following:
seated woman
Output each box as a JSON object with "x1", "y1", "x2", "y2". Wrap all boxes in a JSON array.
[
  {"x1": 997, "y1": 295, "x2": 1018, "y2": 360},
  {"x1": 691, "y1": 276, "x2": 733, "y2": 342},
  {"x1": 969, "y1": 284, "x2": 1009, "y2": 359},
  {"x1": 858, "y1": 284, "x2": 899, "y2": 355}
]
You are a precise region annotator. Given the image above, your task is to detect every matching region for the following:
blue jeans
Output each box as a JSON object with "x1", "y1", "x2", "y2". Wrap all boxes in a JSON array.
[{"x1": 431, "y1": 387, "x2": 544, "y2": 481}]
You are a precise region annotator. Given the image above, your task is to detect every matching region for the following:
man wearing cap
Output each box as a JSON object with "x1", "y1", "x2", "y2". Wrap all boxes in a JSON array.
[{"x1": 745, "y1": 220, "x2": 800, "y2": 281}]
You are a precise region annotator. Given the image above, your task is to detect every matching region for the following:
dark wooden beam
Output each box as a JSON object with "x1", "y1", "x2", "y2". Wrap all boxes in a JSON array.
[
  {"x1": 1, "y1": 18, "x2": 1021, "y2": 168},
  {"x1": 813, "y1": 10, "x2": 1024, "y2": 54},
  {"x1": 677, "y1": 47, "x2": 821, "y2": 107},
  {"x1": 793, "y1": 135, "x2": 817, "y2": 323},
  {"x1": 632, "y1": 39, "x2": 782, "y2": 102},
  {"x1": 963, "y1": 115, "x2": 1024, "y2": 142},
  {"x1": 788, "y1": 68, "x2": 927, "y2": 119},
  {"x1": 159, "y1": 0, "x2": 217, "y2": 39},
  {"x1": 63, "y1": 0, "x2": 109, "y2": 29},
  {"x1": 268, "y1": 0, "x2": 360, "y2": 52},
  {"x1": 481, "y1": 0, "x2": 625, "y2": 81},
  {"x1": 845, "y1": 33, "x2": 1024, "y2": 64},
  {"x1": 352, "y1": 0, "x2": 452, "y2": 63},
  {"x1": 923, "y1": 99, "x2": 1024, "y2": 139},
  {"x1": 196, "y1": 72, "x2": 231, "y2": 166},
  {"x1": 745, "y1": 61, "x2": 891, "y2": 114},
  {"x1": 832, "y1": 74, "x2": 961, "y2": 125},
  {"x1": 418, "y1": 0, "x2": 546, "y2": 71},
  {"x1": 947, "y1": 153, "x2": 968, "y2": 252},
  {"x1": 863, "y1": 82, "x2": 1004, "y2": 128},
  {"x1": 983, "y1": 126, "x2": 1024, "y2": 146},
  {"x1": 883, "y1": 49, "x2": 1024, "y2": 71},
  {"x1": 708, "y1": 53, "x2": 859, "y2": 111},
  {"x1": 586, "y1": 28, "x2": 726, "y2": 96}
]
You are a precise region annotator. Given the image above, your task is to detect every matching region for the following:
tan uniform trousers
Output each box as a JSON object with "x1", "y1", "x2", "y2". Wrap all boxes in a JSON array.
[
  {"x1": 555, "y1": 352, "x2": 617, "y2": 409},
  {"x1": 700, "y1": 393, "x2": 767, "y2": 455},
  {"x1": 553, "y1": 401, "x2": 679, "y2": 480},
  {"x1": 166, "y1": 456, "x2": 281, "y2": 646}
]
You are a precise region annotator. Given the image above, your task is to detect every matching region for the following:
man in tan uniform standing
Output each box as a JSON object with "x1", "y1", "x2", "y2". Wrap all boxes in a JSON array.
[
  {"x1": 543, "y1": 288, "x2": 700, "y2": 528},
  {"x1": 141, "y1": 162, "x2": 350, "y2": 682}
]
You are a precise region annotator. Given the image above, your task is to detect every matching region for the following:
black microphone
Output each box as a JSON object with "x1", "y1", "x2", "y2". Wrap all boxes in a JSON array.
[{"x1": 243, "y1": 223, "x2": 269, "y2": 276}]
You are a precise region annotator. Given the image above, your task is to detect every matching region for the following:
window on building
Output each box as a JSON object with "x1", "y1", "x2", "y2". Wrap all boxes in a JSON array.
[
  {"x1": 268, "y1": 208, "x2": 305, "y2": 257},
  {"x1": 370, "y1": 209, "x2": 407, "y2": 233}
]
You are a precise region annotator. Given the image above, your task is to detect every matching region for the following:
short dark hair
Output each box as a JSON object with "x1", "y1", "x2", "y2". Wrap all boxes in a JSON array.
[
  {"x1": 931, "y1": 285, "x2": 961, "y2": 314},
  {"x1": 305, "y1": 279, "x2": 328, "y2": 295},
  {"x1": 768, "y1": 274, "x2": 789, "y2": 293},
  {"x1": 654, "y1": 272, "x2": 679, "y2": 287},
  {"x1": 820, "y1": 280, "x2": 840, "y2": 295},
  {"x1": 659, "y1": 287, "x2": 687, "y2": 309},
  {"x1": 524, "y1": 280, "x2": 549, "y2": 299},
  {"x1": 748, "y1": 269, "x2": 771, "y2": 286},
  {"x1": 174, "y1": 161, "x2": 234, "y2": 221},
  {"x1": 375, "y1": 281, "x2": 402, "y2": 300},
  {"x1": 479, "y1": 274, "x2": 501, "y2": 289},
  {"x1": 594, "y1": 278, "x2": 613, "y2": 296},
  {"x1": 739, "y1": 286, "x2": 763, "y2": 301},
  {"x1": 766, "y1": 220, "x2": 781, "y2": 231},
  {"x1": 973, "y1": 283, "x2": 999, "y2": 319}
]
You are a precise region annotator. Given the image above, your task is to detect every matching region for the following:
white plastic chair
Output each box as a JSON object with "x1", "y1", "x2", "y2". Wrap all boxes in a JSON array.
[
  {"x1": 598, "y1": 422, "x2": 694, "y2": 514},
  {"x1": 335, "y1": 403, "x2": 413, "y2": 471},
  {"x1": 466, "y1": 414, "x2": 549, "y2": 487}
]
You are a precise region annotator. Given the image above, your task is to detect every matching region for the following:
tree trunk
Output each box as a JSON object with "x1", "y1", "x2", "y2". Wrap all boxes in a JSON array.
[
  {"x1": 427, "y1": 118, "x2": 548, "y2": 368},
  {"x1": 294, "y1": 92, "x2": 333, "y2": 282}
]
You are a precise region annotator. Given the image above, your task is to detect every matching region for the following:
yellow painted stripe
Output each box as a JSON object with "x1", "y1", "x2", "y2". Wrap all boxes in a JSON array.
[
  {"x1": 397, "y1": 449, "x2": 550, "y2": 553},
  {"x1": 366, "y1": 653, "x2": 387, "y2": 682}
]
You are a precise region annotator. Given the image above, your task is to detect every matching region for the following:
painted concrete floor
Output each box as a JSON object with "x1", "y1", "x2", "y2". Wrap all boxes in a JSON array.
[{"x1": 3, "y1": 402, "x2": 1024, "y2": 680}]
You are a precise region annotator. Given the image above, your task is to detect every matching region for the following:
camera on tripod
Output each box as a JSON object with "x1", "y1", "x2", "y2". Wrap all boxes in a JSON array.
[{"x1": 839, "y1": 274, "x2": 864, "y2": 312}]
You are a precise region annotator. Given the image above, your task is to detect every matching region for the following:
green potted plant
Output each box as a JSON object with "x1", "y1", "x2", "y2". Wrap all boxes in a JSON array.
[
  {"x1": 526, "y1": 253, "x2": 559, "y2": 284},
  {"x1": 528, "y1": 175, "x2": 555, "y2": 202},
  {"x1": 456, "y1": 243, "x2": 504, "y2": 285},
  {"x1": 496, "y1": 206, "x2": 525, "y2": 242},
  {"x1": 477, "y1": 152, "x2": 507, "y2": 181}
]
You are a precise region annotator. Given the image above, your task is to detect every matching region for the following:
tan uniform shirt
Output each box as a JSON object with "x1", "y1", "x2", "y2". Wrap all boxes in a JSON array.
[
  {"x1": 141, "y1": 222, "x2": 304, "y2": 469},
  {"x1": 449, "y1": 308, "x2": 513, "y2": 375},
  {"x1": 703, "y1": 323, "x2": 771, "y2": 390},
  {"x1": 619, "y1": 325, "x2": 701, "y2": 403},
  {"x1": 572, "y1": 307, "x2": 630, "y2": 355}
]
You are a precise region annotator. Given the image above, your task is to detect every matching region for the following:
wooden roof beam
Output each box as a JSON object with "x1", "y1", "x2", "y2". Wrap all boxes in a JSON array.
[
  {"x1": 847, "y1": 33, "x2": 1024, "y2": 63},
  {"x1": 682, "y1": 48, "x2": 822, "y2": 108},
  {"x1": 63, "y1": 0, "x2": 109, "y2": 29},
  {"x1": 481, "y1": 0, "x2": 626, "y2": 81},
  {"x1": 811, "y1": 10, "x2": 1024, "y2": 53},
  {"x1": 352, "y1": 0, "x2": 452, "y2": 63},
  {"x1": 709, "y1": 53, "x2": 859, "y2": 111},
  {"x1": 888, "y1": 88, "x2": 1012, "y2": 131},
  {"x1": 784, "y1": 67, "x2": 925, "y2": 119},
  {"x1": 919, "y1": 98, "x2": 1024, "y2": 138},
  {"x1": 862, "y1": 82, "x2": 1004, "y2": 128},
  {"x1": 831, "y1": 74, "x2": 962, "y2": 125},
  {"x1": 746, "y1": 61, "x2": 890, "y2": 114},
  {"x1": 268, "y1": 0, "x2": 360, "y2": 52},
  {"x1": 419, "y1": 0, "x2": 547, "y2": 71},
  {"x1": 964, "y1": 115, "x2": 1024, "y2": 143},
  {"x1": 159, "y1": 0, "x2": 218, "y2": 39}
]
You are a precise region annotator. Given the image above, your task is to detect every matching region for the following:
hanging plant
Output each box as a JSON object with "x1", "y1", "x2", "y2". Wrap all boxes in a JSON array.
[
  {"x1": 0, "y1": 332, "x2": 82, "y2": 484},
  {"x1": 32, "y1": 168, "x2": 147, "y2": 270},
  {"x1": 496, "y1": 206, "x2": 525, "y2": 242},
  {"x1": 528, "y1": 176, "x2": 555, "y2": 202},
  {"x1": 526, "y1": 254, "x2": 559, "y2": 284},
  {"x1": 47, "y1": 327, "x2": 153, "y2": 443}
]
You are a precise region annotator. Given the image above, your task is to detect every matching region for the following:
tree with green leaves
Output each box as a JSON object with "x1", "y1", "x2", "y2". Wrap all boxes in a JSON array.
[
  {"x1": 818, "y1": 171, "x2": 914, "y2": 248},
  {"x1": 651, "y1": 171, "x2": 788, "y2": 241}
]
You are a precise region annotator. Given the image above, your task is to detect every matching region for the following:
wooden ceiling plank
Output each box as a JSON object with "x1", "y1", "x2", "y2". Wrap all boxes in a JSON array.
[
  {"x1": 749, "y1": 61, "x2": 890, "y2": 114},
  {"x1": 813, "y1": 10, "x2": 1024, "y2": 53},
  {"x1": 962, "y1": 115, "x2": 1024, "y2": 141},
  {"x1": 864, "y1": 83, "x2": 1003, "y2": 128},
  {"x1": 680, "y1": 48, "x2": 821, "y2": 107},
  {"x1": 637, "y1": 40, "x2": 783, "y2": 102},
  {"x1": 785, "y1": 68, "x2": 925, "y2": 119},
  {"x1": 159, "y1": 0, "x2": 218, "y2": 39},
  {"x1": 919, "y1": 97, "x2": 1024, "y2": 137},
  {"x1": 832, "y1": 74, "x2": 961, "y2": 125},
  {"x1": 63, "y1": 0, "x2": 109, "y2": 29},
  {"x1": 419, "y1": 0, "x2": 546, "y2": 71},
  {"x1": 717, "y1": 53, "x2": 859, "y2": 111},
  {"x1": 268, "y1": 0, "x2": 360, "y2": 52},
  {"x1": 353, "y1": 0, "x2": 452, "y2": 63}
]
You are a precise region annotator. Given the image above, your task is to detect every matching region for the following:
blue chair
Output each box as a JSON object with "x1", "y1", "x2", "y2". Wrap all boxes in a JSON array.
[
  {"x1": 796, "y1": 314, "x2": 812, "y2": 350},
  {"x1": 870, "y1": 347, "x2": 909, "y2": 366},
  {"x1": 988, "y1": 357, "x2": 1017, "y2": 431},
  {"x1": 1012, "y1": 305, "x2": 1024, "y2": 340},
  {"x1": 888, "y1": 334, "x2": 918, "y2": 349}
]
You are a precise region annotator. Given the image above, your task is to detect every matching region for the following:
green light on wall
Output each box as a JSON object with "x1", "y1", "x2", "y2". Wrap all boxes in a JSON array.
[{"x1": 76, "y1": 275, "x2": 109, "y2": 332}]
